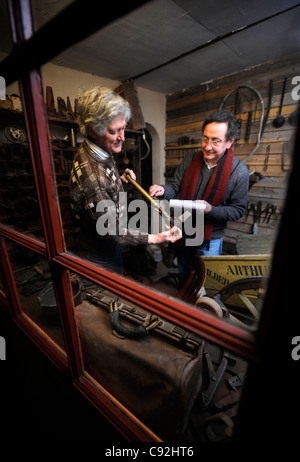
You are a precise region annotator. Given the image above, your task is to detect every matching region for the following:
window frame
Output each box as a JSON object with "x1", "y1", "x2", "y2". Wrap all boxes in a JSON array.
[{"x1": 1, "y1": 0, "x2": 283, "y2": 442}]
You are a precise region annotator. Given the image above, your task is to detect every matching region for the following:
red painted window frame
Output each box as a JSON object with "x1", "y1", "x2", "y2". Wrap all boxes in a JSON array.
[{"x1": 0, "y1": 0, "x2": 276, "y2": 442}]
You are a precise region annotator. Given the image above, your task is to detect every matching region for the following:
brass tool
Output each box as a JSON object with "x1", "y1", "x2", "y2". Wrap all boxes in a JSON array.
[{"x1": 125, "y1": 174, "x2": 174, "y2": 226}]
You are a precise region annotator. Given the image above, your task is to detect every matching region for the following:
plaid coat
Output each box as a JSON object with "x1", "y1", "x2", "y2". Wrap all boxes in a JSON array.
[{"x1": 69, "y1": 139, "x2": 148, "y2": 253}]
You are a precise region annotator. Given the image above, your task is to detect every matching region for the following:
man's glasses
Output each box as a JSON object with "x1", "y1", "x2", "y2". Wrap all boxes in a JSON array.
[{"x1": 201, "y1": 136, "x2": 224, "y2": 147}]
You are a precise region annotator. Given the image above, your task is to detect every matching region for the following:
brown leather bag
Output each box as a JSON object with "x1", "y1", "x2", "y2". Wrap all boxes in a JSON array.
[{"x1": 75, "y1": 287, "x2": 205, "y2": 440}]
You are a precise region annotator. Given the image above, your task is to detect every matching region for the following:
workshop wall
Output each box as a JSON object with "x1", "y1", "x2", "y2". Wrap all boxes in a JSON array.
[
  {"x1": 41, "y1": 63, "x2": 166, "y2": 185},
  {"x1": 165, "y1": 53, "x2": 300, "y2": 249}
]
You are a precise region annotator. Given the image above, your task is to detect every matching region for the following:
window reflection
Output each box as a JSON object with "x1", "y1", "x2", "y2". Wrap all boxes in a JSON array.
[
  {"x1": 32, "y1": 0, "x2": 75, "y2": 31},
  {"x1": 73, "y1": 273, "x2": 249, "y2": 441},
  {"x1": 0, "y1": 271, "x2": 8, "y2": 314},
  {"x1": 6, "y1": 240, "x2": 65, "y2": 351},
  {"x1": 48, "y1": 114, "x2": 79, "y2": 250},
  {"x1": 0, "y1": 90, "x2": 45, "y2": 241},
  {"x1": 0, "y1": 1, "x2": 13, "y2": 64}
]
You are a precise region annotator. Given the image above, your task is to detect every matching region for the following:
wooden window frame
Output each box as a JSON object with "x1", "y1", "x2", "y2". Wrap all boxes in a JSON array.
[{"x1": 1, "y1": 0, "x2": 297, "y2": 442}]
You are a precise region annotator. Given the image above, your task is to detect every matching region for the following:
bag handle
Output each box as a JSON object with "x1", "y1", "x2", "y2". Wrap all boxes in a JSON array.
[{"x1": 109, "y1": 299, "x2": 160, "y2": 339}]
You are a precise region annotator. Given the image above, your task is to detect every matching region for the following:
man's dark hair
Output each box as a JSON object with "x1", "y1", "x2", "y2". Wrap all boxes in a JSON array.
[{"x1": 202, "y1": 109, "x2": 238, "y2": 141}]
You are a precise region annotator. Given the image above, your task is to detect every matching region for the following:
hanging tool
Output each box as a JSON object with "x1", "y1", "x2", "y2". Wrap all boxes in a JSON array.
[
  {"x1": 234, "y1": 90, "x2": 242, "y2": 141},
  {"x1": 262, "y1": 203, "x2": 277, "y2": 224},
  {"x1": 273, "y1": 77, "x2": 287, "y2": 128},
  {"x1": 281, "y1": 141, "x2": 290, "y2": 172},
  {"x1": 245, "y1": 94, "x2": 253, "y2": 142},
  {"x1": 263, "y1": 144, "x2": 270, "y2": 172},
  {"x1": 261, "y1": 80, "x2": 273, "y2": 135},
  {"x1": 140, "y1": 131, "x2": 150, "y2": 161},
  {"x1": 220, "y1": 85, "x2": 264, "y2": 163},
  {"x1": 288, "y1": 109, "x2": 298, "y2": 127}
]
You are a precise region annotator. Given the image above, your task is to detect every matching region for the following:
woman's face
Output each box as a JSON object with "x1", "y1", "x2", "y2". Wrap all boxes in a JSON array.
[{"x1": 90, "y1": 115, "x2": 127, "y2": 154}]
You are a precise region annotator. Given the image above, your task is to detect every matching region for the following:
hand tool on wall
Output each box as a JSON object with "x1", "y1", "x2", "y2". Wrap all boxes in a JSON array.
[
  {"x1": 273, "y1": 77, "x2": 287, "y2": 128},
  {"x1": 288, "y1": 109, "x2": 298, "y2": 127},
  {"x1": 281, "y1": 141, "x2": 290, "y2": 172},
  {"x1": 263, "y1": 144, "x2": 270, "y2": 172},
  {"x1": 234, "y1": 90, "x2": 242, "y2": 141},
  {"x1": 245, "y1": 95, "x2": 253, "y2": 142},
  {"x1": 261, "y1": 80, "x2": 273, "y2": 135},
  {"x1": 246, "y1": 201, "x2": 262, "y2": 234},
  {"x1": 262, "y1": 203, "x2": 277, "y2": 224},
  {"x1": 219, "y1": 84, "x2": 264, "y2": 162}
]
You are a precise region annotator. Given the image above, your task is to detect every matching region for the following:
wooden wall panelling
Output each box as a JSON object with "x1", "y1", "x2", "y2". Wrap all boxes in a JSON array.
[{"x1": 165, "y1": 54, "x2": 300, "y2": 249}]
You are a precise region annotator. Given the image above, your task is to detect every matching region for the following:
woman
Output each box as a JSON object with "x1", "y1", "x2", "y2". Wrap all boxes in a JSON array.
[{"x1": 70, "y1": 86, "x2": 180, "y2": 273}]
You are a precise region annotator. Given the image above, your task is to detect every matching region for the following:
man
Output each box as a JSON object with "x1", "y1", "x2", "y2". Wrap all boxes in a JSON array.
[
  {"x1": 70, "y1": 86, "x2": 181, "y2": 274},
  {"x1": 149, "y1": 109, "x2": 249, "y2": 287}
]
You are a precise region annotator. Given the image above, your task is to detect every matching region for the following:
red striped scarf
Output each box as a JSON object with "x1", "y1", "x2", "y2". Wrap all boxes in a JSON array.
[{"x1": 179, "y1": 147, "x2": 234, "y2": 240}]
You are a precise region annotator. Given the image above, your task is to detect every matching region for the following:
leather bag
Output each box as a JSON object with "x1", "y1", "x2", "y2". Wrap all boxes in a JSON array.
[{"x1": 75, "y1": 286, "x2": 205, "y2": 440}]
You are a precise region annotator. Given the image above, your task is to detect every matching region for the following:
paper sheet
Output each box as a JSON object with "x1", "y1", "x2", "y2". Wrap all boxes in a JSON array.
[{"x1": 169, "y1": 199, "x2": 206, "y2": 211}]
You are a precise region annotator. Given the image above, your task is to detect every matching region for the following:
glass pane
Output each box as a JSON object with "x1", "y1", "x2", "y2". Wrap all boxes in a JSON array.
[
  {"x1": 44, "y1": 72, "x2": 275, "y2": 334},
  {"x1": 0, "y1": 84, "x2": 45, "y2": 242},
  {"x1": 0, "y1": 1, "x2": 13, "y2": 64},
  {"x1": 48, "y1": 115, "x2": 80, "y2": 251},
  {"x1": 37, "y1": 1, "x2": 295, "y2": 335},
  {"x1": 6, "y1": 239, "x2": 65, "y2": 351},
  {"x1": 0, "y1": 271, "x2": 8, "y2": 314},
  {"x1": 32, "y1": 0, "x2": 75, "y2": 31},
  {"x1": 73, "y1": 273, "x2": 249, "y2": 441}
]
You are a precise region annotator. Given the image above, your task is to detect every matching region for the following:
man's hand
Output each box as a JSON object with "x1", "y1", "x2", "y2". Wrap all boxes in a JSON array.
[
  {"x1": 194, "y1": 199, "x2": 211, "y2": 214},
  {"x1": 149, "y1": 184, "x2": 165, "y2": 197}
]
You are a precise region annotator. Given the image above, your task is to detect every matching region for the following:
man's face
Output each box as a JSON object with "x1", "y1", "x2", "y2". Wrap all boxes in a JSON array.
[
  {"x1": 92, "y1": 115, "x2": 127, "y2": 154},
  {"x1": 201, "y1": 122, "x2": 234, "y2": 166}
]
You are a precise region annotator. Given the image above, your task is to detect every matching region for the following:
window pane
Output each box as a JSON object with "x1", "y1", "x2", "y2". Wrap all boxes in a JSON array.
[
  {"x1": 0, "y1": 271, "x2": 8, "y2": 314},
  {"x1": 48, "y1": 115, "x2": 79, "y2": 250},
  {"x1": 6, "y1": 239, "x2": 65, "y2": 352},
  {"x1": 32, "y1": 0, "x2": 75, "y2": 31},
  {"x1": 0, "y1": 86, "x2": 45, "y2": 242},
  {"x1": 73, "y1": 273, "x2": 249, "y2": 441},
  {"x1": 0, "y1": 1, "x2": 13, "y2": 64}
]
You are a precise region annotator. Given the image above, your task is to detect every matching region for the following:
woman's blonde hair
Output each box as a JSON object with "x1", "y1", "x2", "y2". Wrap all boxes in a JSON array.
[{"x1": 77, "y1": 86, "x2": 131, "y2": 136}]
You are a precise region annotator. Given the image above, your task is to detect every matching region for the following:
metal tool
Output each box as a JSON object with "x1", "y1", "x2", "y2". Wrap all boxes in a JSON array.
[
  {"x1": 264, "y1": 144, "x2": 270, "y2": 171},
  {"x1": 262, "y1": 203, "x2": 276, "y2": 224},
  {"x1": 219, "y1": 85, "x2": 264, "y2": 162},
  {"x1": 125, "y1": 174, "x2": 174, "y2": 226},
  {"x1": 261, "y1": 79, "x2": 273, "y2": 135},
  {"x1": 273, "y1": 77, "x2": 287, "y2": 128},
  {"x1": 202, "y1": 350, "x2": 230, "y2": 408}
]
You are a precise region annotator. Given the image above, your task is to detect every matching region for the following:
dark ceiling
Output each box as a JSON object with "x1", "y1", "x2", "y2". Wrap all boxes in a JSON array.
[{"x1": 2, "y1": 0, "x2": 300, "y2": 94}]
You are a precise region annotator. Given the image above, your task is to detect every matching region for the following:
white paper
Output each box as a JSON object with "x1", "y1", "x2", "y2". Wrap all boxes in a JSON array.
[{"x1": 169, "y1": 199, "x2": 206, "y2": 211}]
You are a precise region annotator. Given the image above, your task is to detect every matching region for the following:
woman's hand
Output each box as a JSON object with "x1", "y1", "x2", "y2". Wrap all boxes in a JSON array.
[
  {"x1": 148, "y1": 226, "x2": 182, "y2": 244},
  {"x1": 121, "y1": 168, "x2": 136, "y2": 183}
]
